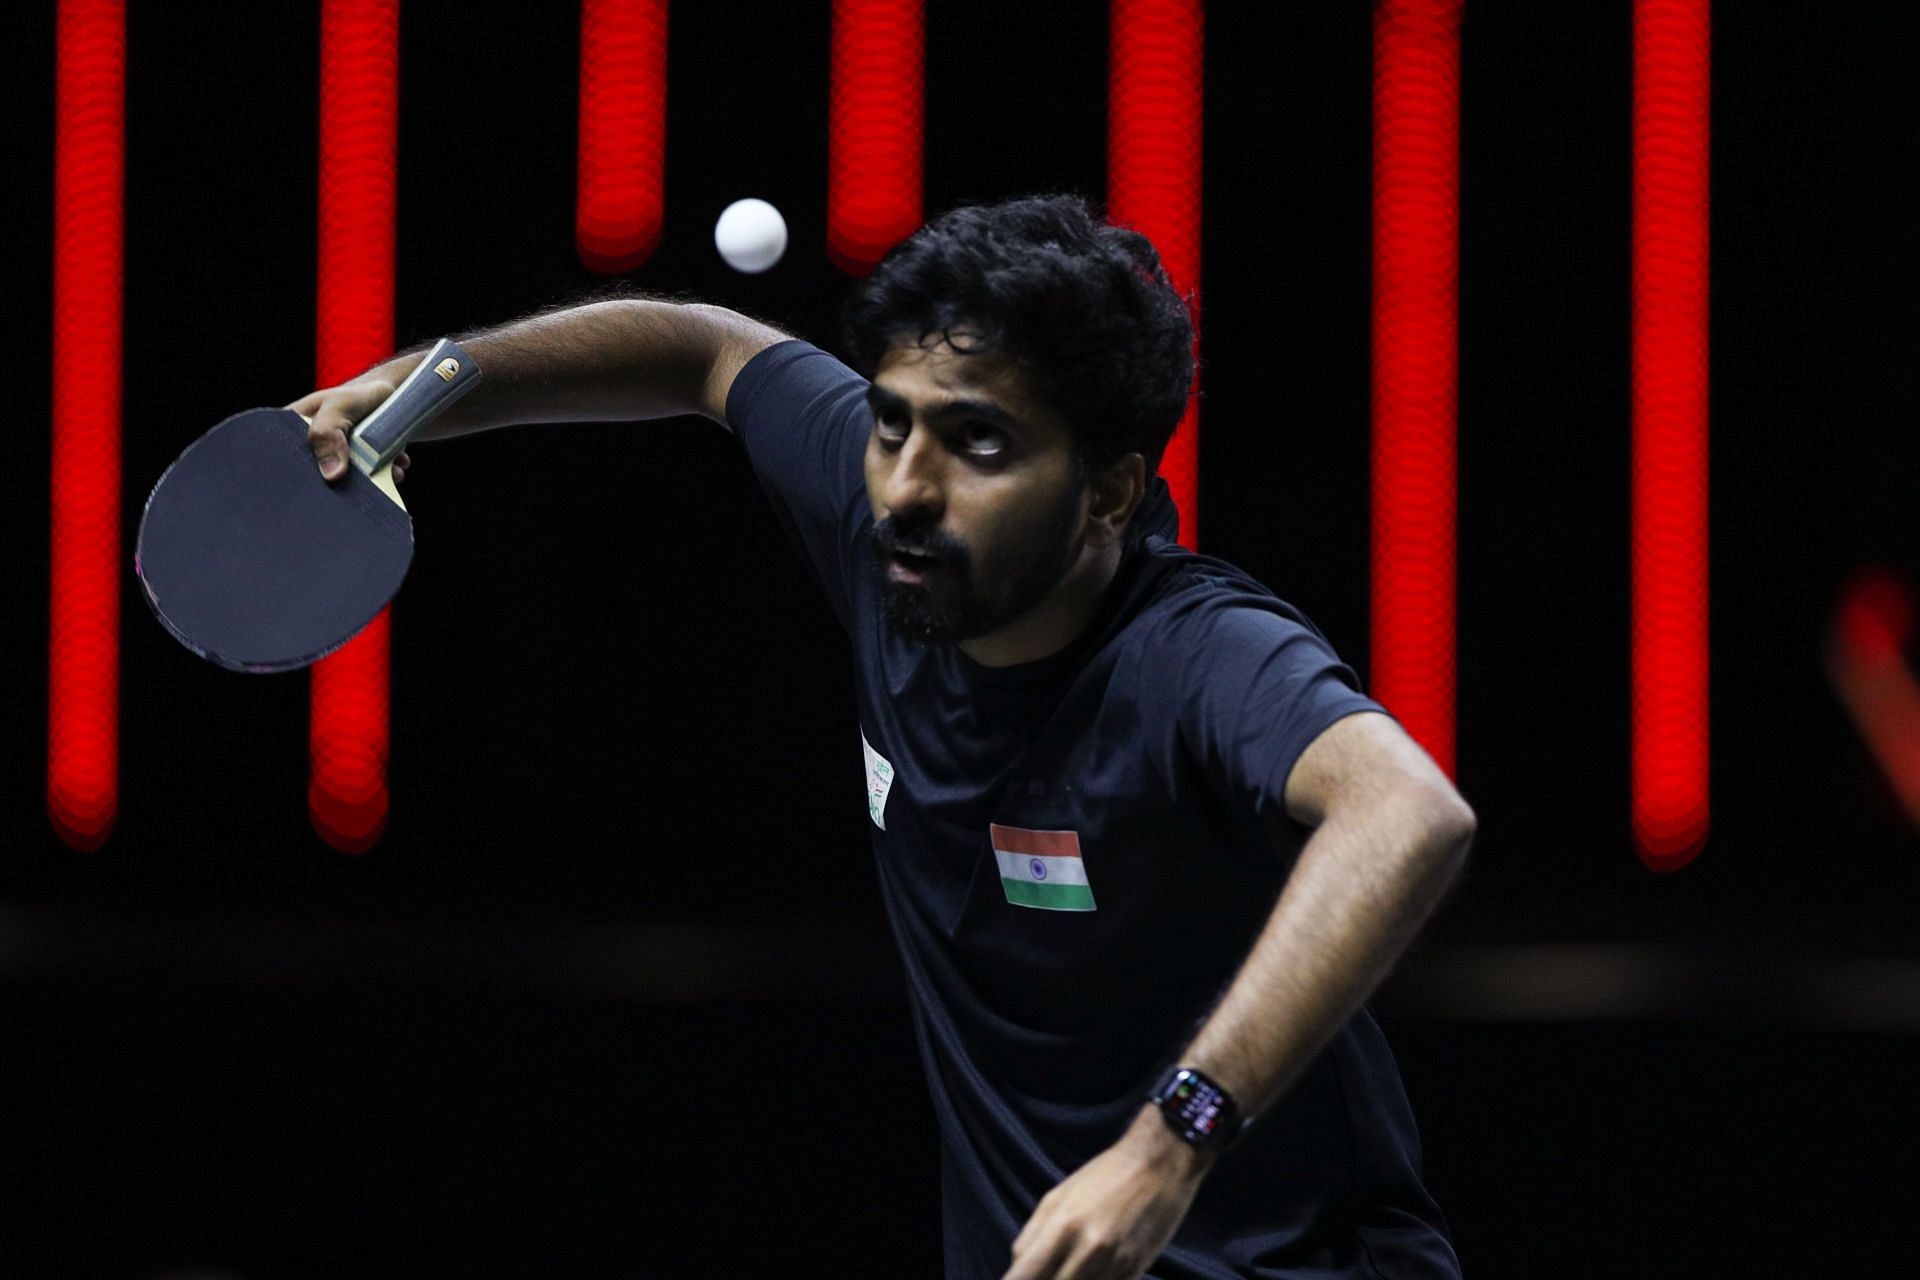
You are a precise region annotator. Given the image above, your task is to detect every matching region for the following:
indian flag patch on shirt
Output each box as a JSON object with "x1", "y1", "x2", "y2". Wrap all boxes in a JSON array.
[{"x1": 990, "y1": 824, "x2": 1096, "y2": 912}]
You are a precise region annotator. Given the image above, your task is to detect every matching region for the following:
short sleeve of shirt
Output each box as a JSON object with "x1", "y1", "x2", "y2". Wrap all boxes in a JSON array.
[
  {"x1": 1171, "y1": 600, "x2": 1388, "y2": 851},
  {"x1": 725, "y1": 339, "x2": 872, "y2": 633}
]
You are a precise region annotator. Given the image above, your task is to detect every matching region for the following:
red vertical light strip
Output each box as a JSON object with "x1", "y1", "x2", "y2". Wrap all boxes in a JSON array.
[
  {"x1": 1108, "y1": 0, "x2": 1203, "y2": 549},
  {"x1": 827, "y1": 0, "x2": 923, "y2": 276},
  {"x1": 49, "y1": 0, "x2": 125, "y2": 852},
  {"x1": 1371, "y1": 0, "x2": 1461, "y2": 779},
  {"x1": 576, "y1": 0, "x2": 669, "y2": 273},
  {"x1": 311, "y1": 0, "x2": 399, "y2": 854},
  {"x1": 1631, "y1": 0, "x2": 1710, "y2": 869}
]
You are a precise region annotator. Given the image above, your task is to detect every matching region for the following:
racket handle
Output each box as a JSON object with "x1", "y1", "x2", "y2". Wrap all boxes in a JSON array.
[{"x1": 349, "y1": 337, "x2": 483, "y2": 474}]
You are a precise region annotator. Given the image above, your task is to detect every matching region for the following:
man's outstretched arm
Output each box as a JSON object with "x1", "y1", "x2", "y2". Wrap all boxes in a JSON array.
[
  {"x1": 1004, "y1": 710, "x2": 1474, "y2": 1280},
  {"x1": 290, "y1": 298, "x2": 789, "y2": 479}
]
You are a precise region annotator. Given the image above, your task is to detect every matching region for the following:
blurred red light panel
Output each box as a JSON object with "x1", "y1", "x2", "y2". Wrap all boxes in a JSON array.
[
  {"x1": 311, "y1": 0, "x2": 400, "y2": 854},
  {"x1": 1827, "y1": 570, "x2": 1920, "y2": 830},
  {"x1": 1631, "y1": 0, "x2": 1710, "y2": 870},
  {"x1": 828, "y1": 0, "x2": 924, "y2": 276},
  {"x1": 1370, "y1": 0, "x2": 1460, "y2": 780},
  {"x1": 49, "y1": 0, "x2": 125, "y2": 851},
  {"x1": 577, "y1": 0, "x2": 669, "y2": 273},
  {"x1": 1108, "y1": 0, "x2": 1203, "y2": 549}
]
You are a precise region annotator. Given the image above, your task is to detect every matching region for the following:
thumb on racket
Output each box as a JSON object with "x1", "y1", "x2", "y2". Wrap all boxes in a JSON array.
[{"x1": 287, "y1": 380, "x2": 396, "y2": 482}]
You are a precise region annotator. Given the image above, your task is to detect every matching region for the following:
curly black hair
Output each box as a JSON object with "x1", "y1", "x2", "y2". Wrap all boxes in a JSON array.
[{"x1": 841, "y1": 194, "x2": 1196, "y2": 476}]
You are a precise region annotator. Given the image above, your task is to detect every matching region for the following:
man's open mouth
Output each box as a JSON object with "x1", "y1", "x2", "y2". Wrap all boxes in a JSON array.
[{"x1": 887, "y1": 546, "x2": 951, "y2": 583}]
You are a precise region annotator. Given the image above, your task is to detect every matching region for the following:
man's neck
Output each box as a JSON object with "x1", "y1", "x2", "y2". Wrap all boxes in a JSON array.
[{"x1": 958, "y1": 542, "x2": 1124, "y2": 668}]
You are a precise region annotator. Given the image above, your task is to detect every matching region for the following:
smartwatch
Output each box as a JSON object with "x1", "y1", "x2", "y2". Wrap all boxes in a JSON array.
[{"x1": 1148, "y1": 1065, "x2": 1243, "y2": 1151}]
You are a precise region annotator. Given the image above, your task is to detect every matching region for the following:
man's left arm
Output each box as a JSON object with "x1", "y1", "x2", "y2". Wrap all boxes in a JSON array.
[{"x1": 1003, "y1": 711, "x2": 1475, "y2": 1280}]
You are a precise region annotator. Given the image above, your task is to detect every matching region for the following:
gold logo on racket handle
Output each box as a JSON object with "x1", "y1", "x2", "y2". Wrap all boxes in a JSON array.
[{"x1": 434, "y1": 357, "x2": 461, "y2": 381}]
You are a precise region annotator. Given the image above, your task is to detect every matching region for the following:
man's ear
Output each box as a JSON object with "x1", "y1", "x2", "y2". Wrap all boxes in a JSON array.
[{"x1": 1085, "y1": 453, "x2": 1148, "y2": 549}]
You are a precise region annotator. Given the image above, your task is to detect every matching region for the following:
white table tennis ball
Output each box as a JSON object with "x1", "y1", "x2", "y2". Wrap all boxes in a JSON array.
[{"x1": 714, "y1": 198, "x2": 788, "y2": 273}]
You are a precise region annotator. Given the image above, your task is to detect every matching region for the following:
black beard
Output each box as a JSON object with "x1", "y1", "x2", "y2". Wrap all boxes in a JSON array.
[{"x1": 869, "y1": 479, "x2": 1085, "y2": 645}]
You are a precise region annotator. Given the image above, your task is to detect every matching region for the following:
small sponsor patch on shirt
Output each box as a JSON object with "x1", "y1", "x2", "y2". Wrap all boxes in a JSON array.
[
  {"x1": 862, "y1": 730, "x2": 895, "y2": 830},
  {"x1": 990, "y1": 824, "x2": 1095, "y2": 912}
]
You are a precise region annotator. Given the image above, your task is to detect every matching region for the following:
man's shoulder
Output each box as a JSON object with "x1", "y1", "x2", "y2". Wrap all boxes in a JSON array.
[
  {"x1": 1114, "y1": 540, "x2": 1336, "y2": 658},
  {"x1": 727, "y1": 338, "x2": 870, "y2": 433},
  {"x1": 735, "y1": 337, "x2": 865, "y2": 391}
]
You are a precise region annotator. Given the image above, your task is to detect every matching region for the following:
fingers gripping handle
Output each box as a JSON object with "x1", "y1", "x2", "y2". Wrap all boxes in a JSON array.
[{"x1": 347, "y1": 337, "x2": 483, "y2": 475}]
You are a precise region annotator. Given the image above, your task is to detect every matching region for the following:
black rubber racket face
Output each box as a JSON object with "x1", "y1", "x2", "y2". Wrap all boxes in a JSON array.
[{"x1": 135, "y1": 407, "x2": 413, "y2": 672}]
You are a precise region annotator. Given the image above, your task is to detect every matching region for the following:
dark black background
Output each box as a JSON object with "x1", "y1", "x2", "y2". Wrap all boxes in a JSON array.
[{"x1": 6, "y1": 2, "x2": 1919, "y2": 1275}]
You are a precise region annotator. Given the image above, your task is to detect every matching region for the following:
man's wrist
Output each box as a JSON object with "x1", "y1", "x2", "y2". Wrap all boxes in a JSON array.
[{"x1": 1122, "y1": 1102, "x2": 1220, "y2": 1181}]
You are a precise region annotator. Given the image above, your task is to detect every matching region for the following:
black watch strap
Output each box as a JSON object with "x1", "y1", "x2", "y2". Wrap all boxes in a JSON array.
[{"x1": 1149, "y1": 1066, "x2": 1243, "y2": 1150}]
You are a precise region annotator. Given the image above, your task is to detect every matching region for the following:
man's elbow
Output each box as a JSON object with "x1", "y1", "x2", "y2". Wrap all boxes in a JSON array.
[
  {"x1": 1438, "y1": 791, "x2": 1477, "y2": 851},
  {"x1": 1403, "y1": 781, "x2": 1476, "y2": 870}
]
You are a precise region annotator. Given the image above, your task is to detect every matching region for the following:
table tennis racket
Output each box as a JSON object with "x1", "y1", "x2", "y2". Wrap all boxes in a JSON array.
[{"x1": 135, "y1": 337, "x2": 481, "y2": 672}]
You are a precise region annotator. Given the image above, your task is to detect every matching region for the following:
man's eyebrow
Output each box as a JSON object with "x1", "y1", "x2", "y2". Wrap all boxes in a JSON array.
[
  {"x1": 931, "y1": 398, "x2": 1021, "y2": 429},
  {"x1": 865, "y1": 385, "x2": 1022, "y2": 429}
]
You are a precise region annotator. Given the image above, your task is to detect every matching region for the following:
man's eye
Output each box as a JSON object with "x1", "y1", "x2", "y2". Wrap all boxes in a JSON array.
[
  {"x1": 873, "y1": 409, "x2": 908, "y2": 439},
  {"x1": 962, "y1": 423, "x2": 1006, "y2": 456}
]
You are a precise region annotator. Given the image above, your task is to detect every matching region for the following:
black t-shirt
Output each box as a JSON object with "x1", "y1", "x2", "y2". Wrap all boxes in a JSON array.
[{"x1": 728, "y1": 340, "x2": 1459, "y2": 1279}]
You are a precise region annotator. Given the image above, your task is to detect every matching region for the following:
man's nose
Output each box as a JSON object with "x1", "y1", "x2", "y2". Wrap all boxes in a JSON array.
[{"x1": 881, "y1": 429, "x2": 945, "y2": 517}]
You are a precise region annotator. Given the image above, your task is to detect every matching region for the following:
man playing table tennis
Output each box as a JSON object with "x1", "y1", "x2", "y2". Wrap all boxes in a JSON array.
[{"x1": 298, "y1": 194, "x2": 1474, "y2": 1280}]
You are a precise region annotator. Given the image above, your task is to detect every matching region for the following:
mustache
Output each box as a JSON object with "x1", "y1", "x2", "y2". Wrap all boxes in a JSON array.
[{"x1": 872, "y1": 516, "x2": 970, "y2": 567}]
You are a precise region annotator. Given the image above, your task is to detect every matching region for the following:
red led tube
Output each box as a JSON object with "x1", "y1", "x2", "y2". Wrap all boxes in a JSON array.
[
  {"x1": 1631, "y1": 0, "x2": 1710, "y2": 870},
  {"x1": 1371, "y1": 0, "x2": 1461, "y2": 779},
  {"x1": 49, "y1": 0, "x2": 125, "y2": 852},
  {"x1": 1108, "y1": 0, "x2": 1203, "y2": 550},
  {"x1": 828, "y1": 0, "x2": 924, "y2": 276},
  {"x1": 577, "y1": 0, "x2": 669, "y2": 273},
  {"x1": 311, "y1": 0, "x2": 400, "y2": 854}
]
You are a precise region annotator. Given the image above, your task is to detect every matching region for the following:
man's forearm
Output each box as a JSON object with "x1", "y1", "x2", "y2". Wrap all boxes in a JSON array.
[
  {"x1": 1017, "y1": 782, "x2": 1472, "y2": 1269},
  {"x1": 350, "y1": 299, "x2": 782, "y2": 439},
  {"x1": 1174, "y1": 783, "x2": 1473, "y2": 1129}
]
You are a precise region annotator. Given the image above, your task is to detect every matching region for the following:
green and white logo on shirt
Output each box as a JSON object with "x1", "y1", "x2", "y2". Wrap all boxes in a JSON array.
[{"x1": 862, "y1": 730, "x2": 895, "y2": 830}]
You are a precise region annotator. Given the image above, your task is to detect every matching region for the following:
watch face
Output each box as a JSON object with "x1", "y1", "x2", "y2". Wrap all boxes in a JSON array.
[{"x1": 1168, "y1": 1070, "x2": 1229, "y2": 1139}]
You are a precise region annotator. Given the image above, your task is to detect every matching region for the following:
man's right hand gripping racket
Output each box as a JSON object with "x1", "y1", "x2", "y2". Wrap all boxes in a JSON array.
[{"x1": 135, "y1": 338, "x2": 481, "y2": 672}]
